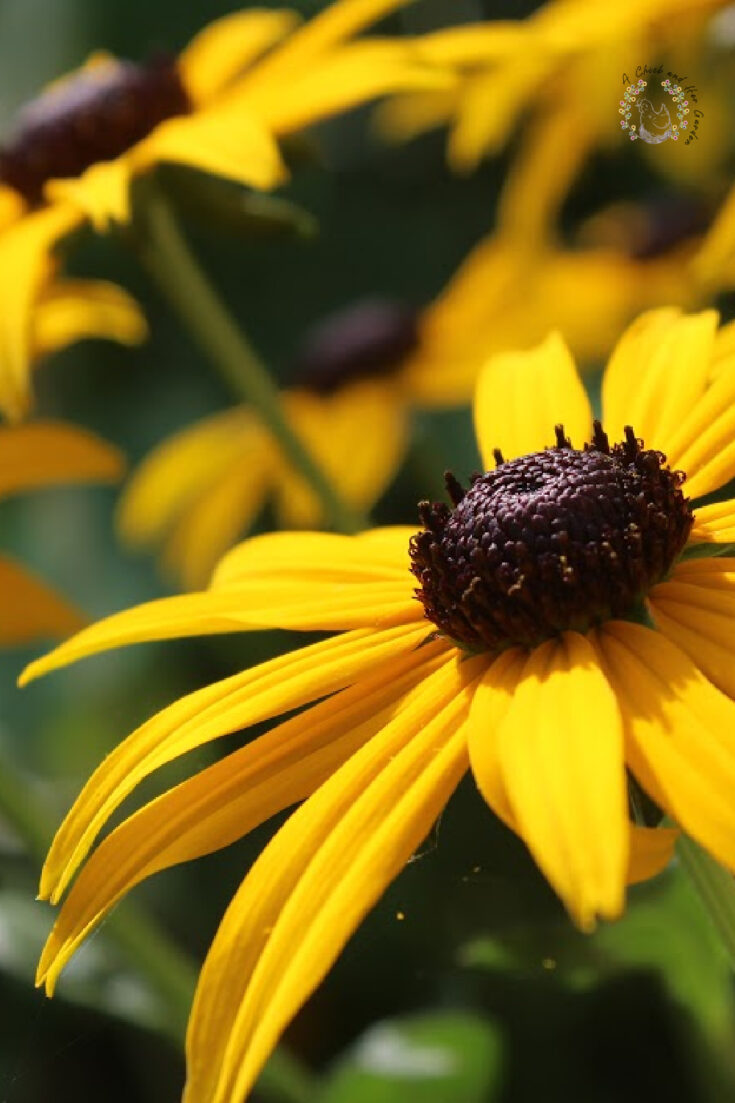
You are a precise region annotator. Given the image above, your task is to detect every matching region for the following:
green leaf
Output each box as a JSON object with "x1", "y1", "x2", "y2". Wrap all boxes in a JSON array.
[
  {"x1": 461, "y1": 865, "x2": 735, "y2": 1044},
  {"x1": 147, "y1": 164, "x2": 318, "y2": 241},
  {"x1": 319, "y1": 1011, "x2": 502, "y2": 1103}
]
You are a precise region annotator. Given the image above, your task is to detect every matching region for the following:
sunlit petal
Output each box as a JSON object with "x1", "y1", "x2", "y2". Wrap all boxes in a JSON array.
[
  {"x1": 179, "y1": 9, "x2": 300, "y2": 105},
  {"x1": 37, "y1": 638, "x2": 450, "y2": 992},
  {"x1": 648, "y1": 558, "x2": 735, "y2": 699},
  {"x1": 598, "y1": 620, "x2": 735, "y2": 874},
  {"x1": 184, "y1": 654, "x2": 485, "y2": 1103},
  {"x1": 39, "y1": 621, "x2": 430, "y2": 904},
  {"x1": 496, "y1": 632, "x2": 627, "y2": 928},
  {"x1": 474, "y1": 330, "x2": 591, "y2": 468},
  {"x1": 32, "y1": 278, "x2": 147, "y2": 360}
]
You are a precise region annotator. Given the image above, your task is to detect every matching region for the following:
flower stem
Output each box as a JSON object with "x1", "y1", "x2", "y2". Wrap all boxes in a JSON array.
[
  {"x1": 0, "y1": 744, "x2": 316, "y2": 1102},
  {"x1": 130, "y1": 182, "x2": 367, "y2": 535},
  {"x1": 678, "y1": 833, "x2": 735, "y2": 968}
]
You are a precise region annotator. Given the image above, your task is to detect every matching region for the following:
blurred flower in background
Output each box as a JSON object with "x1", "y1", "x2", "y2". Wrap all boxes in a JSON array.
[
  {"x1": 117, "y1": 297, "x2": 417, "y2": 588},
  {"x1": 378, "y1": 0, "x2": 732, "y2": 176}
]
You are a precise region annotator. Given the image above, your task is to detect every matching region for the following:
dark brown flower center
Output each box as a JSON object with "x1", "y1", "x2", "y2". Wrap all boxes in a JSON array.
[
  {"x1": 0, "y1": 57, "x2": 190, "y2": 205},
  {"x1": 410, "y1": 422, "x2": 693, "y2": 651},
  {"x1": 294, "y1": 298, "x2": 420, "y2": 394}
]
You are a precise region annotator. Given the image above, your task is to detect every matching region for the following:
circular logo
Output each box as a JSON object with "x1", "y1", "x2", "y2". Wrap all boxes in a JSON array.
[{"x1": 619, "y1": 78, "x2": 690, "y2": 143}]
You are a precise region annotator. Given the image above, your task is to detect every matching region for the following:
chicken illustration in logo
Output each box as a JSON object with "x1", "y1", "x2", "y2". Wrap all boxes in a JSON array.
[{"x1": 636, "y1": 97, "x2": 672, "y2": 143}]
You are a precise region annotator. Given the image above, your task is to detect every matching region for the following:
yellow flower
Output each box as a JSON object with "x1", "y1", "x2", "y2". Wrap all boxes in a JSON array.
[
  {"x1": 22, "y1": 305, "x2": 735, "y2": 1099},
  {"x1": 0, "y1": 0, "x2": 444, "y2": 417},
  {"x1": 378, "y1": 0, "x2": 729, "y2": 174},
  {"x1": 0, "y1": 203, "x2": 148, "y2": 420},
  {"x1": 118, "y1": 298, "x2": 417, "y2": 588},
  {"x1": 0, "y1": 420, "x2": 124, "y2": 644}
]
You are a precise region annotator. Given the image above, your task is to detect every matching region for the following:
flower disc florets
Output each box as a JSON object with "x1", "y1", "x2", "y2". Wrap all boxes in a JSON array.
[
  {"x1": 294, "y1": 298, "x2": 419, "y2": 394},
  {"x1": 410, "y1": 422, "x2": 693, "y2": 651},
  {"x1": 0, "y1": 58, "x2": 190, "y2": 205}
]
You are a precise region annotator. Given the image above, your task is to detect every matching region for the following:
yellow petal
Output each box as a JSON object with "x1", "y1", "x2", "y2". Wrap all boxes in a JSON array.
[
  {"x1": 597, "y1": 620, "x2": 735, "y2": 874},
  {"x1": 160, "y1": 459, "x2": 271, "y2": 590},
  {"x1": 373, "y1": 87, "x2": 460, "y2": 145},
  {"x1": 184, "y1": 653, "x2": 486, "y2": 1103},
  {"x1": 602, "y1": 308, "x2": 680, "y2": 443},
  {"x1": 117, "y1": 409, "x2": 266, "y2": 550},
  {"x1": 0, "y1": 203, "x2": 82, "y2": 420},
  {"x1": 45, "y1": 160, "x2": 131, "y2": 231},
  {"x1": 273, "y1": 382, "x2": 408, "y2": 528},
  {"x1": 37, "y1": 637, "x2": 450, "y2": 992},
  {"x1": 20, "y1": 592, "x2": 269, "y2": 686},
  {"x1": 409, "y1": 23, "x2": 530, "y2": 66},
  {"x1": 496, "y1": 632, "x2": 628, "y2": 929},
  {"x1": 134, "y1": 109, "x2": 286, "y2": 192},
  {"x1": 466, "y1": 647, "x2": 527, "y2": 828},
  {"x1": 0, "y1": 420, "x2": 123, "y2": 500},
  {"x1": 39, "y1": 621, "x2": 430, "y2": 904},
  {"x1": 212, "y1": 529, "x2": 412, "y2": 590},
  {"x1": 648, "y1": 558, "x2": 735, "y2": 699},
  {"x1": 0, "y1": 556, "x2": 85, "y2": 645},
  {"x1": 32, "y1": 279, "x2": 147, "y2": 360},
  {"x1": 689, "y1": 497, "x2": 735, "y2": 545},
  {"x1": 474, "y1": 330, "x2": 592, "y2": 468},
  {"x1": 496, "y1": 94, "x2": 594, "y2": 246},
  {"x1": 448, "y1": 51, "x2": 558, "y2": 172},
  {"x1": 242, "y1": 0, "x2": 414, "y2": 86},
  {"x1": 355, "y1": 525, "x2": 418, "y2": 564},
  {"x1": 242, "y1": 40, "x2": 453, "y2": 137},
  {"x1": 691, "y1": 181, "x2": 735, "y2": 290},
  {"x1": 179, "y1": 9, "x2": 301, "y2": 106},
  {"x1": 22, "y1": 569, "x2": 421, "y2": 686},
  {"x1": 627, "y1": 824, "x2": 678, "y2": 886},
  {"x1": 710, "y1": 318, "x2": 735, "y2": 380},
  {"x1": 601, "y1": 309, "x2": 717, "y2": 455},
  {"x1": 660, "y1": 360, "x2": 735, "y2": 499},
  {"x1": 205, "y1": 579, "x2": 423, "y2": 631}
]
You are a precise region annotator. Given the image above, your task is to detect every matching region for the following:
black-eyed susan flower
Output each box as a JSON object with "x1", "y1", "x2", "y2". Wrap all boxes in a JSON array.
[
  {"x1": 378, "y1": 0, "x2": 729, "y2": 174},
  {"x1": 117, "y1": 297, "x2": 418, "y2": 588},
  {"x1": 0, "y1": 420, "x2": 123, "y2": 644},
  {"x1": 22, "y1": 304, "x2": 735, "y2": 1099},
  {"x1": 0, "y1": 0, "x2": 444, "y2": 417}
]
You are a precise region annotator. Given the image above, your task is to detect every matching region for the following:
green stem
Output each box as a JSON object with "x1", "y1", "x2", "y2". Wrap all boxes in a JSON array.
[
  {"x1": 678, "y1": 833, "x2": 735, "y2": 969},
  {"x1": 0, "y1": 745, "x2": 316, "y2": 1102},
  {"x1": 130, "y1": 182, "x2": 367, "y2": 535}
]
